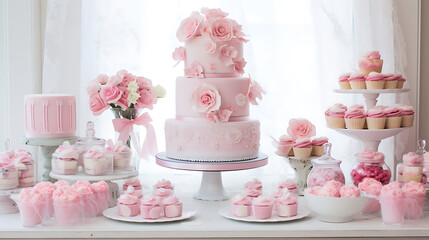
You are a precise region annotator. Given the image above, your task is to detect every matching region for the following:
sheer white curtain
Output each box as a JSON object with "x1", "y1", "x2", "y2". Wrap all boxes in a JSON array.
[{"x1": 42, "y1": 0, "x2": 405, "y2": 192}]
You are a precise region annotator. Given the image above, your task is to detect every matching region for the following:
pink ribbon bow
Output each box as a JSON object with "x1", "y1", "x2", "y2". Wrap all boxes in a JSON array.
[{"x1": 112, "y1": 112, "x2": 158, "y2": 160}]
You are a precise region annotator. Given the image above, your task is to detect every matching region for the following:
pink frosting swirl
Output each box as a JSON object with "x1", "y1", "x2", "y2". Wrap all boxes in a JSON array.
[
  {"x1": 345, "y1": 108, "x2": 365, "y2": 119},
  {"x1": 231, "y1": 194, "x2": 252, "y2": 205},
  {"x1": 357, "y1": 150, "x2": 385, "y2": 164},
  {"x1": 125, "y1": 178, "x2": 141, "y2": 187},
  {"x1": 162, "y1": 195, "x2": 180, "y2": 205},
  {"x1": 83, "y1": 150, "x2": 104, "y2": 159},
  {"x1": 245, "y1": 188, "x2": 262, "y2": 198},
  {"x1": 311, "y1": 137, "x2": 328, "y2": 146},
  {"x1": 325, "y1": 106, "x2": 346, "y2": 118},
  {"x1": 396, "y1": 105, "x2": 414, "y2": 115},
  {"x1": 358, "y1": 178, "x2": 382, "y2": 196},
  {"x1": 363, "y1": 51, "x2": 381, "y2": 60},
  {"x1": 19, "y1": 188, "x2": 44, "y2": 202},
  {"x1": 384, "y1": 106, "x2": 401, "y2": 117},
  {"x1": 381, "y1": 181, "x2": 404, "y2": 198},
  {"x1": 293, "y1": 138, "x2": 312, "y2": 148},
  {"x1": 276, "y1": 193, "x2": 297, "y2": 205},
  {"x1": 278, "y1": 179, "x2": 297, "y2": 190},
  {"x1": 279, "y1": 135, "x2": 295, "y2": 145},
  {"x1": 253, "y1": 196, "x2": 274, "y2": 206},
  {"x1": 54, "y1": 141, "x2": 79, "y2": 159},
  {"x1": 52, "y1": 187, "x2": 81, "y2": 202},
  {"x1": 154, "y1": 188, "x2": 172, "y2": 198},
  {"x1": 350, "y1": 104, "x2": 364, "y2": 110},
  {"x1": 338, "y1": 73, "x2": 351, "y2": 82},
  {"x1": 402, "y1": 152, "x2": 423, "y2": 166},
  {"x1": 366, "y1": 108, "x2": 386, "y2": 118},
  {"x1": 91, "y1": 181, "x2": 109, "y2": 193},
  {"x1": 245, "y1": 178, "x2": 262, "y2": 190},
  {"x1": 403, "y1": 181, "x2": 426, "y2": 197},
  {"x1": 154, "y1": 179, "x2": 173, "y2": 189},
  {"x1": 339, "y1": 185, "x2": 360, "y2": 198},
  {"x1": 348, "y1": 73, "x2": 366, "y2": 82},
  {"x1": 366, "y1": 72, "x2": 384, "y2": 81},
  {"x1": 118, "y1": 193, "x2": 139, "y2": 205},
  {"x1": 141, "y1": 195, "x2": 161, "y2": 206},
  {"x1": 398, "y1": 77, "x2": 406, "y2": 82},
  {"x1": 384, "y1": 73, "x2": 402, "y2": 81}
]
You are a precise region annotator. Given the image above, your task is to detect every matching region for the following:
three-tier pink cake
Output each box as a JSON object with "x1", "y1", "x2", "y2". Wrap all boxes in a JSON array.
[{"x1": 165, "y1": 8, "x2": 263, "y2": 162}]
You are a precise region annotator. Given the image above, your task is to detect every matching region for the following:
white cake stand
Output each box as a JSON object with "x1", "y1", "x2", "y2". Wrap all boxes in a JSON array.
[
  {"x1": 333, "y1": 89, "x2": 409, "y2": 109},
  {"x1": 156, "y1": 152, "x2": 268, "y2": 201},
  {"x1": 0, "y1": 188, "x2": 22, "y2": 214},
  {"x1": 329, "y1": 127, "x2": 411, "y2": 151},
  {"x1": 281, "y1": 156, "x2": 316, "y2": 195},
  {"x1": 50, "y1": 170, "x2": 138, "y2": 207},
  {"x1": 23, "y1": 136, "x2": 79, "y2": 182}
]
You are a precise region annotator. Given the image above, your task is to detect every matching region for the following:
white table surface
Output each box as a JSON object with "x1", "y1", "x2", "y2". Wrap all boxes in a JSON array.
[{"x1": 0, "y1": 195, "x2": 428, "y2": 240}]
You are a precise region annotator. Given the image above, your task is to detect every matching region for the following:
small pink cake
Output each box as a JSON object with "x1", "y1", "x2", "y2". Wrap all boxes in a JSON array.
[
  {"x1": 380, "y1": 182, "x2": 405, "y2": 225},
  {"x1": 52, "y1": 141, "x2": 79, "y2": 175},
  {"x1": 124, "y1": 178, "x2": 142, "y2": 191},
  {"x1": 276, "y1": 193, "x2": 298, "y2": 217},
  {"x1": 18, "y1": 188, "x2": 45, "y2": 226},
  {"x1": 338, "y1": 73, "x2": 351, "y2": 89},
  {"x1": 398, "y1": 105, "x2": 414, "y2": 127},
  {"x1": 154, "y1": 179, "x2": 174, "y2": 190},
  {"x1": 162, "y1": 195, "x2": 183, "y2": 218},
  {"x1": 106, "y1": 140, "x2": 132, "y2": 170},
  {"x1": 384, "y1": 73, "x2": 401, "y2": 89},
  {"x1": 117, "y1": 188, "x2": 141, "y2": 217},
  {"x1": 83, "y1": 149, "x2": 112, "y2": 175},
  {"x1": 403, "y1": 181, "x2": 425, "y2": 220},
  {"x1": 293, "y1": 138, "x2": 313, "y2": 159},
  {"x1": 34, "y1": 182, "x2": 56, "y2": 219},
  {"x1": 52, "y1": 186, "x2": 81, "y2": 226},
  {"x1": 339, "y1": 185, "x2": 360, "y2": 198},
  {"x1": 278, "y1": 179, "x2": 299, "y2": 195},
  {"x1": 13, "y1": 150, "x2": 35, "y2": 187},
  {"x1": 245, "y1": 178, "x2": 262, "y2": 190},
  {"x1": 231, "y1": 194, "x2": 252, "y2": 217},
  {"x1": 252, "y1": 196, "x2": 274, "y2": 219},
  {"x1": 24, "y1": 94, "x2": 76, "y2": 138},
  {"x1": 277, "y1": 135, "x2": 295, "y2": 156},
  {"x1": 140, "y1": 195, "x2": 162, "y2": 219}
]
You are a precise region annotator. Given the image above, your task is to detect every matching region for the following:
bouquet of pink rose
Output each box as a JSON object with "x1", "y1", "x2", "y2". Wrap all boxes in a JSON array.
[{"x1": 87, "y1": 70, "x2": 165, "y2": 159}]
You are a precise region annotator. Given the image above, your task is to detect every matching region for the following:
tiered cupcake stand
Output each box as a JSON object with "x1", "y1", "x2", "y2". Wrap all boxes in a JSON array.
[
  {"x1": 330, "y1": 89, "x2": 411, "y2": 152},
  {"x1": 156, "y1": 152, "x2": 268, "y2": 201},
  {"x1": 0, "y1": 188, "x2": 22, "y2": 214}
]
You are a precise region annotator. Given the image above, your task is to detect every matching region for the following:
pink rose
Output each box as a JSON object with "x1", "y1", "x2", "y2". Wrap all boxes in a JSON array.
[
  {"x1": 87, "y1": 79, "x2": 101, "y2": 96},
  {"x1": 89, "y1": 93, "x2": 109, "y2": 116},
  {"x1": 201, "y1": 8, "x2": 228, "y2": 19},
  {"x1": 116, "y1": 70, "x2": 136, "y2": 87},
  {"x1": 233, "y1": 58, "x2": 247, "y2": 74},
  {"x1": 172, "y1": 46, "x2": 186, "y2": 61},
  {"x1": 211, "y1": 19, "x2": 233, "y2": 42},
  {"x1": 101, "y1": 86, "x2": 122, "y2": 104},
  {"x1": 185, "y1": 61, "x2": 205, "y2": 78},
  {"x1": 204, "y1": 39, "x2": 217, "y2": 53},
  {"x1": 248, "y1": 80, "x2": 265, "y2": 105},
  {"x1": 107, "y1": 74, "x2": 122, "y2": 86},
  {"x1": 231, "y1": 20, "x2": 248, "y2": 43},
  {"x1": 192, "y1": 83, "x2": 221, "y2": 113},
  {"x1": 136, "y1": 76, "x2": 152, "y2": 90},
  {"x1": 207, "y1": 106, "x2": 233, "y2": 123},
  {"x1": 200, "y1": 21, "x2": 212, "y2": 36},
  {"x1": 218, "y1": 45, "x2": 237, "y2": 66},
  {"x1": 287, "y1": 118, "x2": 316, "y2": 139},
  {"x1": 116, "y1": 87, "x2": 129, "y2": 109},
  {"x1": 176, "y1": 11, "x2": 203, "y2": 42},
  {"x1": 96, "y1": 74, "x2": 108, "y2": 84},
  {"x1": 135, "y1": 89, "x2": 157, "y2": 109}
]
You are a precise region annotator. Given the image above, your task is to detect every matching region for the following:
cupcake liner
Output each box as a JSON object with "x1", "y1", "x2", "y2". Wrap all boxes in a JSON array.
[
  {"x1": 402, "y1": 115, "x2": 414, "y2": 127},
  {"x1": 366, "y1": 80, "x2": 385, "y2": 90},
  {"x1": 338, "y1": 81, "x2": 351, "y2": 90},
  {"x1": 288, "y1": 148, "x2": 294, "y2": 156},
  {"x1": 397, "y1": 81, "x2": 405, "y2": 89},
  {"x1": 366, "y1": 117, "x2": 387, "y2": 129},
  {"x1": 384, "y1": 80, "x2": 398, "y2": 89},
  {"x1": 325, "y1": 116, "x2": 346, "y2": 129},
  {"x1": 386, "y1": 116, "x2": 402, "y2": 129},
  {"x1": 345, "y1": 118, "x2": 365, "y2": 129},
  {"x1": 403, "y1": 166, "x2": 424, "y2": 175},
  {"x1": 311, "y1": 145, "x2": 324, "y2": 156},
  {"x1": 350, "y1": 81, "x2": 367, "y2": 89},
  {"x1": 399, "y1": 175, "x2": 422, "y2": 183},
  {"x1": 293, "y1": 147, "x2": 312, "y2": 159}
]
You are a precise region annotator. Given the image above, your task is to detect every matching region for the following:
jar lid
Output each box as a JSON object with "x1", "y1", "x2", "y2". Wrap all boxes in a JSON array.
[
  {"x1": 76, "y1": 121, "x2": 106, "y2": 147},
  {"x1": 356, "y1": 150, "x2": 385, "y2": 164},
  {"x1": 414, "y1": 139, "x2": 426, "y2": 155},
  {"x1": 311, "y1": 143, "x2": 342, "y2": 165}
]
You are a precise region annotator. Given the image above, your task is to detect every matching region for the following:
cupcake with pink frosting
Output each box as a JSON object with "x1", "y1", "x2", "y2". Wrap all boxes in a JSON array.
[
  {"x1": 403, "y1": 181, "x2": 425, "y2": 220},
  {"x1": 52, "y1": 141, "x2": 79, "y2": 175},
  {"x1": 379, "y1": 181, "x2": 405, "y2": 225},
  {"x1": 140, "y1": 195, "x2": 162, "y2": 219},
  {"x1": 384, "y1": 106, "x2": 402, "y2": 129},
  {"x1": 162, "y1": 195, "x2": 183, "y2": 218},
  {"x1": 348, "y1": 73, "x2": 367, "y2": 89},
  {"x1": 384, "y1": 73, "x2": 401, "y2": 89},
  {"x1": 398, "y1": 152, "x2": 423, "y2": 183},
  {"x1": 365, "y1": 72, "x2": 385, "y2": 89},
  {"x1": 124, "y1": 178, "x2": 142, "y2": 191},
  {"x1": 73, "y1": 184, "x2": 97, "y2": 218},
  {"x1": 18, "y1": 188, "x2": 45, "y2": 226},
  {"x1": 154, "y1": 179, "x2": 174, "y2": 191},
  {"x1": 34, "y1": 182, "x2": 56, "y2": 219},
  {"x1": 338, "y1": 73, "x2": 351, "y2": 89},
  {"x1": 358, "y1": 178, "x2": 383, "y2": 214},
  {"x1": 345, "y1": 107, "x2": 366, "y2": 129},
  {"x1": 106, "y1": 140, "x2": 132, "y2": 171},
  {"x1": 252, "y1": 196, "x2": 274, "y2": 219},
  {"x1": 325, "y1": 104, "x2": 346, "y2": 129},
  {"x1": 231, "y1": 194, "x2": 252, "y2": 217},
  {"x1": 277, "y1": 135, "x2": 295, "y2": 156},
  {"x1": 397, "y1": 104, "x2": 414, "y2": 127},
  {"x1": 117, "y1": 187, "x2": 141, "y2": 217},
  {"x1": 293, "y1": 138, "x2": 313, "y2": 159},
  {"x1": 397, "y1": 76, "x2": 406, "y2": 89},
  {"x1": 91, "y1": 181, "x2": 109, "y2": 215},
  {"x1": 276, "y1": 193, "x2": 298, "y2": 217},
  {"x1": 366, "y1": 108, "x2": 387, "y2": 129},
  {"x1": 52, "y1": 186, "x2": 82, "y2": 226},
  {"x1": 278, "y1": 179, "x2": 299, "y2": 195},
  {"x1": 245, "y1": 178, "x2": 262, "y2": 190},
  {"x1": 358, "y1": 51, "x2": 383, "y2": 76},
  {"x1": 311, "y1": 137, "x2": 328, "y2": 156}
]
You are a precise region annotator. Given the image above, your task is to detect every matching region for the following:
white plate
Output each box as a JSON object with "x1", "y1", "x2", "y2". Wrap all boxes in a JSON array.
[
  {"x1": 103, "y1": 207, "x2": 197, "y2": 223},
  {"x1": 219, "y1": 207, "x2": 311, "y2": 223}
]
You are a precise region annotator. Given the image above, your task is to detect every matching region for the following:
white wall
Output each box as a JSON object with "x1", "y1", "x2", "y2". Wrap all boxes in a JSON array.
[{"x1": 419, "y1": 0, "x2": 429, "y2": 142}]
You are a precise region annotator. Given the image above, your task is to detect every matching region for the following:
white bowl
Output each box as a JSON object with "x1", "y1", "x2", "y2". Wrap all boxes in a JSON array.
[{"x1": 304, "y1": 193, "x2": 368, "y2": 223}]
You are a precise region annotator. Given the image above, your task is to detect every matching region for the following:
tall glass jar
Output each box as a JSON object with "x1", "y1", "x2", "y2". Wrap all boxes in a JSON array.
[
  {"x1": 397, "y1": 139, "x2": 425, "y2": 184},
  {"x1": 351, "y1": 150, "x2": 391, "y2": 186}
]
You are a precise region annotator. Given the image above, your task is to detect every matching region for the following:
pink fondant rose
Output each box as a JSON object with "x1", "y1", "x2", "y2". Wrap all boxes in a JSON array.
[
  {"x1": 185, "y1": 61, "x2": 205, "y2": 78},
  {"x1": 204, "y1": 39, "x2": 217, "y2": 53},
  {"x1": 235, "y1": 93, "x2": 247, "y2": 106},
  {"x1": 176, "y1": 11, "x2": 203, "y2": 42},
  {"x1": 287, "y1": 118, "x2": 316, "y2": 140},
  {"x1": 172, "y1": 46, "x2": 186, "y2": 62},
  {"x1": 89, "y1": 93, "x2": 109, "y2": 116},
  {"x1": 248, "y1": 80, "x2": 265, "y2": 105},
  {"x1": 226, "y1": 128, "x2": 243, "y2": 144},
  {"x1": 219, "y1": 45, "x2": 238, "y2": 66},
  {"x1": 211, "y1": 19, "x2": 233, "y2": 42},
  {"x1": 101, "y1": 86, "x2": 122, "y2": 104},
  {"x1": 233, "y1": 58, "x2": 247, "y2": 74},
  {"x1": 201, "y1": 8, "x2": 228, "y2": 19},
  {"x1": 192, "y1": 83, "x2": 221, "y2": 114},
  {"x1": 207, "y1": 106, "x2": 234, "y2": 123}
]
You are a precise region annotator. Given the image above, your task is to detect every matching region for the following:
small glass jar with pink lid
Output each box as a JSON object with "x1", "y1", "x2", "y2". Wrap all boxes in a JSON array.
[
  {"x1": 75, "y1": 122, "x2": 106, "y2": 166},
  {"x1": 351, "y1": 149, "x2": 391, "y2": 186},
  {"x1": 307, "y1": 143, "x2": 345, "y2": 188}
]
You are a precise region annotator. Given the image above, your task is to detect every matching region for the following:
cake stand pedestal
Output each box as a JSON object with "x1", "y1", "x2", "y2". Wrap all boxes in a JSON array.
[
  {"x1": 50, "y1": 170, "x2": 138, "y2": 207},
  {"x1": 156, "y1": 152, "x2": 268, "y2": 201},
  {"x1": 0, "y1": 188, "x2": 22, "y2": 214},
  {"x1": 281, "y1": 156, "x2": 316, "y2": 195},
  {"x1": 333, "y1": 89, "x2": 409, "y2": 109},
  {"x1": 23, "y1": 136, "x2": 78, "y2": 182}
]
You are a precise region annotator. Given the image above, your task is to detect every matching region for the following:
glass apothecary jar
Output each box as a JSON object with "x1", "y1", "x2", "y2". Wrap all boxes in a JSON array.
[
  {"x1": 351, "y1": 150, "x2": 391, "y2": 186},
  {"x1": 397, "y1": 139, "x2": 425, "y2": 184}
]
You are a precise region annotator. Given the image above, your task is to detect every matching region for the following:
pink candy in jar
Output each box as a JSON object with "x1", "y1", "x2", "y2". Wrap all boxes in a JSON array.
[{"x1": 351, "y1": 150, "x2": 391, "y2": 186}]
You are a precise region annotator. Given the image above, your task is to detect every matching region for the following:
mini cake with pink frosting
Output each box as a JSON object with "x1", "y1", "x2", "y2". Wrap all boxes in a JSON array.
[
  {"x1": 358, "y1": 178, "x2": 383, "y2": 214},
  {"x1": 140, "y1": 195, "x2": 162, "y2": 219},
  {"x1": 13, "y1": 150, "x2": 35, "y2": 187},
  {"x1": 345, "y1": 107, "x2": 366, "y2": 129},
  {"x1": 358, "y1": 51, "x2": 383, "y2": 76},
  {"x1": 162, "y1": 195, "x2": 183, "y2": 218},
  {"x1": 231, "y1": 194, "x2": 252, "y2": 217},
  {"x1": 325, "y1": 104, "x2": 346, "y2": 129},
  {"x1": 293, "y1": 138, "x2": 313, "y2": 159},
  {"x1": 277, "y1": 135, "x2": 295, "y2": 156},
  {"x1": 252, "y1": 196, "x2": 274, "y2": 219},
  {"x1": 154, "y1": 188, "x2": 173, "y2": 201},
  {"x1": 402, "y1": 181, "x2": 425, "y2": 220},
  {"x1": 278, "y1": 179, "x2": 299, "y2": 195},
  {"x1": 379, "y1": 181, "x2": 405, "y2": 225},
  {"x1": 384, "y1": 106, "x2": 402, "y2": 129},
  {"x1": 398, "y1": 152, "x2": 423, "y2": 183},
  {"x1": 276, "y1": 193, "x2": 298, "y2": 217},
  {"x1": 117, "y1": 187, "x2": 141, "y2": 217},
  {"x1": 384, "y1": 73, "x2": 400, "y2": 89},
  {"x1": 348, "y1": 73, "x2": 366, "y2": 89},
  {"x1": 245, "y1": 188, "x2": 262, "y2": 199},
  {"x1": 154, "y1": 179, "x2": 174, "y2": 190},
  {"x1": 52, "y1": 186, "x2": 81, "y2": 226},
  {"x1": 52, "y1": 141, "x2": 79, "y2": 175},
  {"x1": 311, "y1": 137, "x2": 328, "y2": 156},
  {"x1": 106, "y1": 140, "x2": 132, "y2": 171},
  {"x1": 18, "y1": 188, "x2": 45, "y2": 226},
  {"x1": 365, "y1": 72, "x2": 385, "y2": 89},
  {"x1": 124, "y1": 178, "x2": 142, "y2": 191},
  {"x1": 83, "y1": 148, "x2": 112, "y2": 175},
  {"x1": 366, "y1": 108, "x2": 387, "y2": 130},
  {"x1": 91, "y1": 181, "x2": 110, "y2": 215},
  {"x1": 338, "y1": 73, "x2": 351, "y2": 89}
]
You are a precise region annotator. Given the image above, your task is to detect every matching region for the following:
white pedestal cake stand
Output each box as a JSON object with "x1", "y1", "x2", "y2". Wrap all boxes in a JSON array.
[
  {"x1": 0, "y1": 188, "x2": 22, "y2": 214},
  {"x1": 50, "y1": 170, "x2": 138, "y2": 207},
  {"x1": 282, "y1": 156, "x2": 317, "y2": 195},
  {"x1": 23, "y1": 136, "x2": 79, "y2": 182},
  {"x1": 333, "y1": 89, "x2": 409, "y2": 109},
  {"x1": 155, "y1": 152, "x2": 268, "y2": 201}
]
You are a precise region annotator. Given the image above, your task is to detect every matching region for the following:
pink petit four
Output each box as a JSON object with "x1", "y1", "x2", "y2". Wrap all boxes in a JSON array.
[
  {"x1": 276, "y1": 193, "x2": 298, "y2": 217},
  {"x1": 231, "y1": 194, "x2": 252, "y2": 217},
  {"x1": 117, "y1": 188, "x2": 140, "y2": 217},
  {"x1": 140, "y1": 196, "x2": 162, "y2": 219},
  {"x1": 154, "y1": 179, "x2": 174, "y2": 190},
  {"x1": 278, "y1": 179, "x2": 299, "y2": 195},
  {"x1": 123, "y1": 178, "x2": 142, "y2": 191},
  {"x1": 252, "y1": 196, "x2": 274, "y2": 219},
  {"x1": 245, "y1": 178, "x2": 262, "y2": 190},
  {"x1": 162, "y1": 195, "x2": 183, "y2": 218}
]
